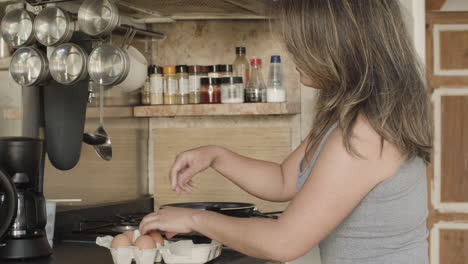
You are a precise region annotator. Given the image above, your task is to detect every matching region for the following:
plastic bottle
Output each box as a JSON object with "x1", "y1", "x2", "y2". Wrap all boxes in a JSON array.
[
  {"x1": 267, "y1": 56, "x2": 286, "y2": 102},
  {"x1": 245, "y1": 58, "x2": 266, "y2": 103},
  {"x1": 233, "y1": 47, "x2": 250, "y2": 88}
]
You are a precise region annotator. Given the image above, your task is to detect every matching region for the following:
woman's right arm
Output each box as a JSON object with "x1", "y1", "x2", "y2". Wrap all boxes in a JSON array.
[{"x1": 170, "y1": 140, "x2": 309, "y2": 202}]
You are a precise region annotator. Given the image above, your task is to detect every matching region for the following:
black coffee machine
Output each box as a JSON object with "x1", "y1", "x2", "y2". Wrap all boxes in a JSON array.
[{"x1": 0, "y1": 137, "x2": 52, "y2": 259}]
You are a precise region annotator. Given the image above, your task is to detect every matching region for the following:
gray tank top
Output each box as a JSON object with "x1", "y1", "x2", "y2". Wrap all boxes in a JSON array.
[{"x1": 297, "y1": 122, "x2": 429, "y2": 264}]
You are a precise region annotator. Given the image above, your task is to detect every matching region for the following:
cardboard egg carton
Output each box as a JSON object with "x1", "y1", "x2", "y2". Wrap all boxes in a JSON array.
[{"x1": 96, "y1": 231, "x2": 222, "y2": 264}]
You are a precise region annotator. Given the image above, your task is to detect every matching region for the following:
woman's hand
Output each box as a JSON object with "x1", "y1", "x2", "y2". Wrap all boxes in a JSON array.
[
  {"x1": 170, "y1": 146, "x2": 221, "y2": 194},
  {"x1": 139, "y1": 207, "x2": 198, "y2": 239}
]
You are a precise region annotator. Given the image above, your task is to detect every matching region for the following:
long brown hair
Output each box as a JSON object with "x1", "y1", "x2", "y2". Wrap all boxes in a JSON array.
[{"x1": 272, "y1": 0, "x2": 433, "y2": 163}]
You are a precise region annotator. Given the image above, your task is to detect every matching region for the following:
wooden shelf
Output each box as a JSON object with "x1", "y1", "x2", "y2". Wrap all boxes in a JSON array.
[
  {"x1": 86, "y1": 106, "x2": 134, "y2": 119},
  {"x1": 133, "y1": 102, "x2": 300, "y2": 117}
]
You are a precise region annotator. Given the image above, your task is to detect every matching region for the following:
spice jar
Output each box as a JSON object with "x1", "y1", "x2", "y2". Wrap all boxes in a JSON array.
[
  {"x1": 200, "y1": 77, "x2": 221, "y2": 104},
  {"x1": 221, "y1": 77, "x2": 244, "y2": 104},
  {"x1": 163, "y1": 66, "x2": 177, "y2": 105},
  {"x1": 208, "y1": 65, "x2": 221, "y2": 78},
  {"x1": 217, "y1": 64, "x2": 233, "y2": 77},
  {"x1": 189, "y1": 65, "x2": 208, "y2": 104},
  {"x1": 141, "y1": 69, "x2": 151, "y2": 105},
  {"x1": 176, "y1": 65, "x2": 189, "y2": 104},
  {"x1": 150, "y1": 65, "x2": 164, "y2": 105}
]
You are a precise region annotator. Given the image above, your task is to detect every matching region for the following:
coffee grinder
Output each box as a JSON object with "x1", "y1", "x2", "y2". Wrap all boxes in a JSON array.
[{"x1": 0, "y1": 137, "x2": 52, "y2": 259}]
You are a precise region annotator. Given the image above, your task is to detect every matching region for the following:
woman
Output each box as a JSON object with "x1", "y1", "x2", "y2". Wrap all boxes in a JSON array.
[{"x1": 139, "y1": 0, "x2": 433, "y2": 263}]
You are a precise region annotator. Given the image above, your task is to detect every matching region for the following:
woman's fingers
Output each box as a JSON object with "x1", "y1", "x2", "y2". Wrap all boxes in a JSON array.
[
  {"x1": 170, "y1": 155, "x2": 187, "y2": 191},
  {"x1": 139, "y1": 213, "x2": 160, "y2": 234}
]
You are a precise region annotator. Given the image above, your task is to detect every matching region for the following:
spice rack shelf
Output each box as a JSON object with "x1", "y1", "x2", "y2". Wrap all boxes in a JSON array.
[
  {"x1": 133, "y1": 102, "x2": 301, "y2": 117},
  {"x1": 86, "y1": 107, "x2": 135, "y2": 119}
]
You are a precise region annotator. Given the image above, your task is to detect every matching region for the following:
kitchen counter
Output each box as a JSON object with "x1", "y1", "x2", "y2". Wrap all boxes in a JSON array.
[{"x1": 2, "y1": 241, "x2": 280, "y2": 264}]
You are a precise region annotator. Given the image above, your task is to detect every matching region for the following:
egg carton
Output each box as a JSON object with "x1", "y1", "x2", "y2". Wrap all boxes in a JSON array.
[
  {"x1": 160, "y1": 240, "x2": 223, "y2": 264},
  {"x1": 96, "y1": 231, "x2": 222, "y2": 264},
  {"x1": 96, "y1": 230, "x2": 163, "y2": 264}
]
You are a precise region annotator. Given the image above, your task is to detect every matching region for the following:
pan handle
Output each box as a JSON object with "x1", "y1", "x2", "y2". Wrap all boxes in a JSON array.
[{"x1": 252, "y1": 211, "x2": 283, "y2": 219}]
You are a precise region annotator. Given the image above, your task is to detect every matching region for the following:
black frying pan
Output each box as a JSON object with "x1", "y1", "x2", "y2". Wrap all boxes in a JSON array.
[
  {"x1": 161, "y1": 202, "x2": 282, "y2": 219},
  {"x1": 160, "y1": 202, "x2": 282, "y2": 242}
]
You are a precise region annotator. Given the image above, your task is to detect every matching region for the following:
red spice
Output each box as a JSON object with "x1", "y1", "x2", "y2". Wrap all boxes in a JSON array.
[{"x1": 201, "y1": 89, "x2": 221, "y2": 104}]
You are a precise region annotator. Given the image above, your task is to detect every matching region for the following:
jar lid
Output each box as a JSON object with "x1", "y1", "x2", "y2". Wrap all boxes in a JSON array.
[
  {"x1": 211, "y1": 78, "x2": 222, "y2": 85},
  {"x1": 270, "y1": 56, "x2": 281, "y2": 63},
  {"x1": 148, "y1": 65, "x2": 155, "y2": 75},
  {"x1": 189, "y1": 65, "x2": 208, "y2": 74},
  {"x1": 236, "y1": 47, "x2": 246, "y2": 55},
  {"x1": 217, "y1": 64, "x2": 233, "y2": 73},
  {"x1": 176, "y1": 65, "x2": 189, "y2": 73},
  {"x1": 156, "y1": 66, "x2": 163, "y2": 74},
  {"x1": 208, "y1": 65, "x2": 221, "y2": 73},
  {"x1": 163, "y1": 66, "x2": 176, "y2": 74},
  {"x1": 200, "y1": 77, "x2": 210, "y2": 85},
  {"x1": 221, "y1": 77, "x2": 243, "y2": 84},
  {"x1": 201, "y1": 77, "x2": 222, "y2": 85},
  {"x1": 250, "y1": 59, "x2": 262, "y2": 66}
]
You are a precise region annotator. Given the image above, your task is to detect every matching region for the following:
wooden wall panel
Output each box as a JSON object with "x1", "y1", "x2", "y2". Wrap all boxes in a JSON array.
[
  {"x1": 426, "y1": 12, "x2": 468, "y2": 89},
  {"x1": 439, "y1": 229, "x2": 468, "y2": 264},
  {"x1": 153, "y1": 127, "x2": 291, "y2": 212},
  {"x1": 426, "y1": 0, "x2": 446, "y2": 11},
  {"x1": 440, "y1": 96, "x2": 468, "y2": 203},
  {"x1": 44, "y1": 118, "x2": 149, "y2": 205},
  {"x1": 439, "y1": 31, "x2": 468, "y2": 70}
]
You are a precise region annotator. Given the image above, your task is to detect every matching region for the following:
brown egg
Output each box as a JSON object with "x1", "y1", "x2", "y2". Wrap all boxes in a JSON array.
[
  {"x1": 134, "y1": 235, "x2": 156, "y2": 250},
  {"x1": 122, "y1": 230, "x2": 135, "y2": 242},
  {"x1": 148, "y1": 231, "x2": 164, "y2": 245},
  {"x1": 111, "y1": 234, "x2": 132, "y2": 249}
]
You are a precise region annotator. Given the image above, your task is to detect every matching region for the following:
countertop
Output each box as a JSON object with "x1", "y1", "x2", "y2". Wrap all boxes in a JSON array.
[{"x1": 1, "y1": 241, "x2": 280, "y2": 264}]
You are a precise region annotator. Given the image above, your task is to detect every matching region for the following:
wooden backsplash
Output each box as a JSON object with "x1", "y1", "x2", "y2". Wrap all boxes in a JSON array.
[
  {"x1": 44, "y1": 118, "x2": 149, "y2": 205},
  {"x1": 153, "y1": 126, "x2": 292, "y2": 212}
]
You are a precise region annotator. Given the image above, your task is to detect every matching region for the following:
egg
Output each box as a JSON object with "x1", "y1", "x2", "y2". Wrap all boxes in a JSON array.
[
  {"x1": 122, "y1": 230, "x2": 135, "y2": 242},
  {"x1": 134, "y1": 235, "x2": 156, "y2": 250},
  {"x1": 111, "y1": 234, "x2": 132, "y2": 249},
  {"x1": 148, "y1": 231, "x2": 164, "y2": 245}
]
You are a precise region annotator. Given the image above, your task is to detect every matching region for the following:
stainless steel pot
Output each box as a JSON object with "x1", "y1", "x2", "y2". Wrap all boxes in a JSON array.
[
  {"x1": 34, "y1": 6, "x2": 75, "y2": 46},
  {"x1": 78, "y1": 0, "x2": 119, "y2": 37},
  {"x1": 87, "y1": 44, "x2": 130, "y2": 87},
  {"x1": 1, "y1": 9, "x2": 35, "y2": 48},
  {"x1": 9, "y1": 47, "x2": 49, "y2": 87},
  {"x1": 49, "y1": 43, "x2": 88, "y2": 85}
]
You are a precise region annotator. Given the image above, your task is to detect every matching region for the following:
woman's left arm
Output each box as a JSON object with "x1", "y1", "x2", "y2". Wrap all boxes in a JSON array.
[{"x1": 140, "y1": 119, "x2": 404, "y2": 262}]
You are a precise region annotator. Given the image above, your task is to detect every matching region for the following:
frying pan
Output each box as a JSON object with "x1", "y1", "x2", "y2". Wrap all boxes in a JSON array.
[
  {"x1": 160, "y1": 202, "x2": 282, "y2": 242},
  {"x1": 161, "y1": 202, "x2": 282, "y2": 219}
]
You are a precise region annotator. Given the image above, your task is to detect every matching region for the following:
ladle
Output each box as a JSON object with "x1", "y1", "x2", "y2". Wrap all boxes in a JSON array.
[{"x1": 83, "y1": 83, "x2": 112, "y2": 161}]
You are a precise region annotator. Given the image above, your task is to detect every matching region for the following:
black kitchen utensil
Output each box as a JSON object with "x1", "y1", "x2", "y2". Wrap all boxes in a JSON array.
[
  {"x1": 44, "y1": 79, "x2": 89, "y2": 170},
  {"x1": 161, "y1": 202, "x2": 282, "y2": 219}
]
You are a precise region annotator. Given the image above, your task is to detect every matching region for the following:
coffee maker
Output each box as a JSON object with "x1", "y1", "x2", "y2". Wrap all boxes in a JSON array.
[{"x1": 0, "y1": 137, "x2": 52, "y2": 259}]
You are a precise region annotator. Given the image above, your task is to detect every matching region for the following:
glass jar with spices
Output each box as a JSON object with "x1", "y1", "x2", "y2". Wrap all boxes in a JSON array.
[
  {"x1": 217, "y1": 64, "x2": 233, "y2": 77},
  {"x1": 188, "y1": 65, "x2": 208, "y2": 104},
  {"x1": 163, "y1": 66, "x2": 178, "y2": 105},
  {"x1": 176, "y1": 65, "x2": 189, "y2": 104},
  {"x1": 208, "y1": 65, "x2": 221, "y2": 78},
  {"x1": 150, "y1": 65, "x2": 164, "y2": 105},
  {"x1": 221, "y1": 77, "x2": 244, "y2": 104},
  {"x1": 141, "y1": 68, "x2": 151, "y2": 105},
  {"x1": 200, "y1": 77, "x2": 221, "y2": 104}
]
